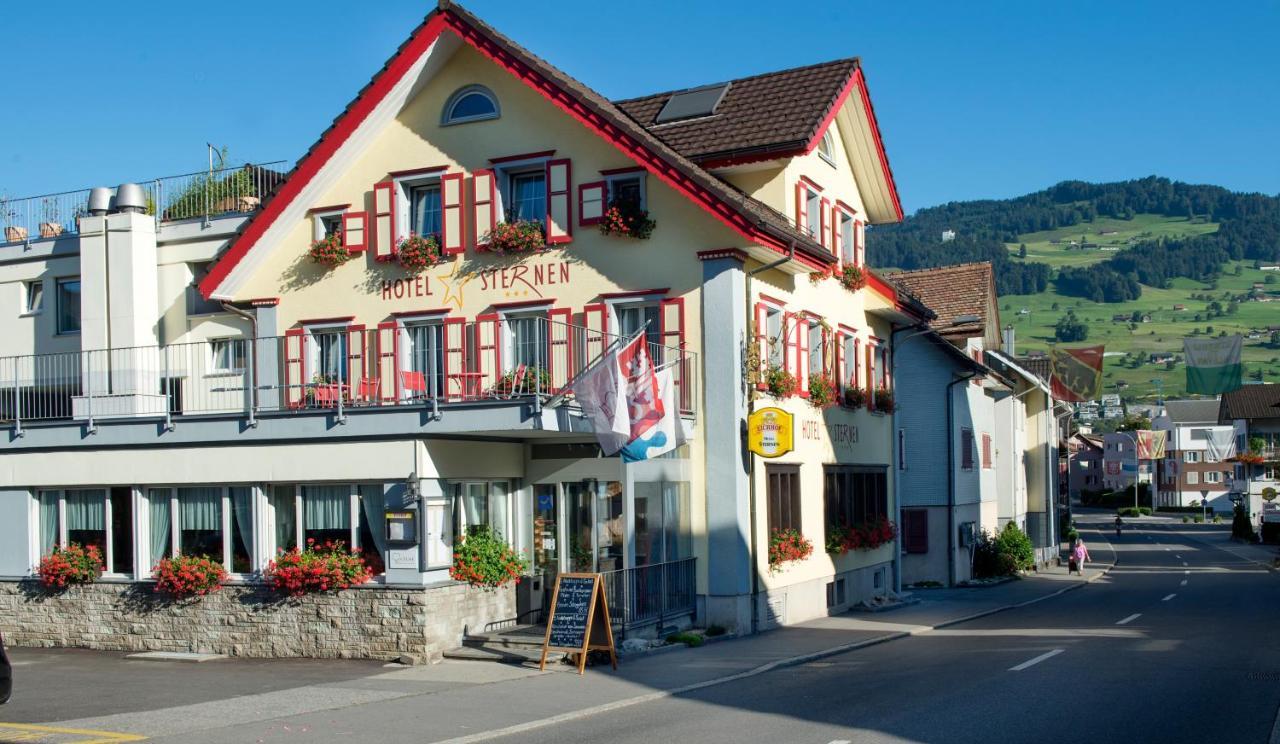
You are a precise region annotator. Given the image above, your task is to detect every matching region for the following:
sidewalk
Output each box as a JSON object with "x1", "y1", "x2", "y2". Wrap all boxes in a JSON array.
[{"x1": 58, "y1": 541, "x2": 1117, "y2": 744}]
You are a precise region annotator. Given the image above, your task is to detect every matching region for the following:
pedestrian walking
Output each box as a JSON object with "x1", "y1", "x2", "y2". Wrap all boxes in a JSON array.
[{"x1": 1068, "y1": 538, "x2": 1091, "y2": 576}]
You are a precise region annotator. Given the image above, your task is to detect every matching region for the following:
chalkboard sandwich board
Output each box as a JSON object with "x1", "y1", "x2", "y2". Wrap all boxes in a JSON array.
[{"x1": 539, "y1": 573, "x2": 617, "y2": 675}]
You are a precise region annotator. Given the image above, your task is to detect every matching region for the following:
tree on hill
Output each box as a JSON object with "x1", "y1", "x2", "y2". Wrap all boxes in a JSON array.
[
  {"x1": 1054, "y1": 310, "x2": 1089, "y2": 342},
  {"x1": 1116, "y1": 413, "x2": 1151, "y2": 432},
  {"x1": 1018, "y1": 243, "x2": 1028, "y2": 259}
]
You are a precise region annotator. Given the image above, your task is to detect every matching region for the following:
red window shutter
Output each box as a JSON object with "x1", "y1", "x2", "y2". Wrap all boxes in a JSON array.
[
  {"x1": 796, "y1": 317, "x2": 810, "y2": 397},
  {"x1": 578, "y1": 181, "x2": 606, "y2": 226},
  {"x1": 345, "y1": 324, "x2": 366, "y2": 397},
  {"x1": 794, "y1": 182, "x2": 808, "y2": 234},
  {"x1": 660, "y1": 297, "x2": 687, "y2": 413},
  {"x1": 853, "y1": 338, "x2": 861, "y2": 389},
  {"x1": 546, "y1": 159, "x2": 572, "y2": 245},
  {"x1": 583, "y1": 303, "x2": 608, "y2": 365},
  {"x1": 440, "y1": 172, "x2": 466, "y2": 256},
  {"x1": 884, "y1": 347, "x2": 893, "y2": 390},
  {"x1": 373, "y1": 180, "x2": 396, "y2": 261},
  {"x1": 821, "y1": 326, "x2": 831, "y2": 378},
  {"x1": 854, "y1": 219, "x2": 864, "y2": 266},
  {"x1": 376, "y1": 321, "x2": 399, "y2": 402},
  {"x1": 471, "y1": 169, "x2": 497, "y2": 250},
  {"x1": 342, "y1": 212, "x2": 367, "y2": 253},
  {"x1": 443, "y1": 317, "x2": 467, "y2": 399},
  {"x1": 547, "y1": 307, "x2": 574, "y2": 393},
  {"x1": 283, "y1": 328, "x2": 306, "y2": 409},
  {"x1": 962, "y1": 430, "x2": 975, "y2": 470},
  {"x1": 475, "y1": 313, "x2": 502, "y2": 392},
  {"x1": 819, "y1": 197, "x2": 831, "y2": 250},
  {"x1": 835, "y1": 331, "x2": 846, "y2": 388},
  {"x1": 783, "y1": 312, "x2": 800, "y2": 390},
  {"x1": 865, "y1": 343, "x2": 874, "y2": 395},
  {"x1": 982, "y1": 434, "x2": 993, "y2": 469},
  {"x1": 754, "y1": 302, "x2": 768, "y2": 390},
  {"x1": 832, "y1": 206, "x2": 843, "y2": 263}
]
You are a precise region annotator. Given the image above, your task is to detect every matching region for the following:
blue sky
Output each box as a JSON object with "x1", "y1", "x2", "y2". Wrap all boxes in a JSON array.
[{"x1": 2, "y1": 1, "x2": 1276, "y2": 213}]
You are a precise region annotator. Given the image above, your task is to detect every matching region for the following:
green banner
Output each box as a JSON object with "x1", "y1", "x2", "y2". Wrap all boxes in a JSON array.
[
  {"x1": 1183, "y1": 336, "x2": 1243, "y2": 395},
  {"x1": 1186, "y1": 363, "x2": 1244, "y2": 395}
]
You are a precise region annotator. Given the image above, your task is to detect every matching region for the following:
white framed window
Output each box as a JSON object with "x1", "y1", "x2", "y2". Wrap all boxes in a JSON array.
[
  {"x1": 1205, "y1": 471, "x2": 1222, "y2": 484},
  {"x1": 805, "y1": 189, "x2": 821, "y2": 239},
  {"x1": 1186, "y1": 471, "x2": 1200, "y2": 485},
  {"x1": 610, "y1": 300, "x2": 661, "y2": 350},
  {"x1": 807, "y1": 319, "x2": 825, "y2": 378},
  {"x1": 605, "y1": 173, "x2": 646, "y2": 210},
  {"x1": 36, "y1": 488, "x2": 136, "y2": 577},
  {"x1": 394, "y1": 174, "x2": 444, "y2": 243},
  {"x1": 839, "y1": 211, "x2": 856, "y2": 266},
  {"x1": 764, "y1": 304, "x2": 784, "y2": 368},
  {"x1": 402, "y1": 318, "x2": 446, "y2": 399},
  {"x1": 504, "y1": 169, "x2": 546, "y2": 223},
  {"x1": 1184, "y1": 451, "x2": 1201, "y2": 464},
  {"x1": 305, "y1": 324, "x2": 350, "y2": 384},
  {"x1": 311, "y1": 210, "x2": 346, "y2": 242},
  {"x1": 146, "y1": 486, "x2": 254, "y2": 575},
  {"x1": 55, "y1": 277, "x2": 80, "y2": 335},
  {"x1": 441, "y1": 84, "x2": 500, "y2": 125},
  {"x1": 22, "y1": 280, "x2": 43, "y2": 315},
  {"x1": 209, "y1": 337, "x2": 247, "y2": 374},
  {"x1": 453, "y1": 480, "x2": 513, "y2": 542},
  {"x1": 817, "y1": 130, "x2": 836, "y2": 165},
  {"x1": 269, "y1": 483, "x2": 387, "y2": 577},
  {"x1": 503, "y1": 309, "x2": 548, "y2": 371},
  {"x1": 841, "y1": 332, "x2": 858, "y2": 389}
]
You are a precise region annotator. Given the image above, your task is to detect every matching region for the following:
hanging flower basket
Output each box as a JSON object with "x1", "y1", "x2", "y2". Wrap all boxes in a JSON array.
[
  {"x1": 872, "y1": 388, "x2": 895, "y2": 413},
  {"x1": 263, "y1": 539, "x2": 371, "y2": 596},
  {"x1": 808, "y1": 374, "x2": 838, "y2": 408},
  {"x1": 842, "y1": 386, "x2": 866, "y2": 410},
  {"x1": 488, "y1": 220, "x2": 546, "y2": 254},
  {"x1": 37, "y1": 543, "x2": 103, "y2": 589},
  {"x1": 768, "y1": 528, "x2": 813, "y2": 572},
  {"x1": 451, "y1": 525, "x2": 528, "y2": 588},
  {"x1": 397, "y1": 233, "x2": 443, "y2": 273},
  {"x1": 826, "y1": 519, "x2": 898, "y2": 556},
  {"x1": 308, "y1": 233, "x2": 352, "y2": 268},
  {"x1": 765, "y1": 366, "x2": 797, "y2": 398},
  {"x1": 599, "y1": 199, "x2": 656, "y2": 240},
  {"x1": 153, "y1": 554, "x2": 227, "y2": 599}
]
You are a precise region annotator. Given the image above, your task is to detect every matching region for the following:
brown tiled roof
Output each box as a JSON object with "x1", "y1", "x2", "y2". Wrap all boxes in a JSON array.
[
  {"x1": 1016, "y1": 356, "x2": 1052, "y2": 384},
  {"x1": 1219, "y1": 384, "x2": 1280, "y2": 421},
  {"x1": 888, "y1": 262, "x2": 995, "y2": 339},
  {"x1": 614, "y1": 59, "x2": 857, "y2": 163}
]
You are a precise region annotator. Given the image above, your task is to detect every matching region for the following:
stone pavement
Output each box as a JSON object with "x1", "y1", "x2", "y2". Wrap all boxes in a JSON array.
[{"x1": 28, "y1": 528, "x2": 1118, "y2": 744}]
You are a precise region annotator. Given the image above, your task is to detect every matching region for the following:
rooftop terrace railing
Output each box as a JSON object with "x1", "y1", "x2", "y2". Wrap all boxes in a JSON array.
[
  {"x1": 0, "y1": 316, "x2": 696, "y2": 433},
  {"x1": 0, "y1": 161, "x2": 289, "y2": 244}
]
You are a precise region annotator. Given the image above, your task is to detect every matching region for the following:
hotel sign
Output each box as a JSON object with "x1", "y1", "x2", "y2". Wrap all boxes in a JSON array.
[{"x1": 748, "y1": 407, "x2": 794, "y2": 459}]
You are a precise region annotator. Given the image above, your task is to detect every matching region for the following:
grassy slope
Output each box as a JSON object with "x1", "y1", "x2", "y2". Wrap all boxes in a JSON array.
[{"x1": 995, "y1": 215, "x2": 1280, "y2": 401}]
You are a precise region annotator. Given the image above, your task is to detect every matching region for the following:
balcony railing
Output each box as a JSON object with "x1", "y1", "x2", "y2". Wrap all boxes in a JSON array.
[
  {"x1": 0, "y1": 316, "x2": 696, "y2": 431},
  {"x1": 599, "y1": 557, "x2": 697, "y2": 636},
  {"x1": 0, "y1": 161, "x2": 289, "y2": 244}
]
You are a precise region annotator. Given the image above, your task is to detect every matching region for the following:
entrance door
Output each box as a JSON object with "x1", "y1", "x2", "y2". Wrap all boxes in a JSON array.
[
  {"x1": 563, "y1": 481, "x2": 595, "y2": 572},
  {"x1": 532, "y1": 485, "x2": 559, "y2": 578}
]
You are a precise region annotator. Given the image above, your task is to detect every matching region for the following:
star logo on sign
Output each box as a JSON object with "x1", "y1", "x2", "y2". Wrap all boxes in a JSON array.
[{"x1": 434, "y1": 262, "x2": 471, "y2": 311}]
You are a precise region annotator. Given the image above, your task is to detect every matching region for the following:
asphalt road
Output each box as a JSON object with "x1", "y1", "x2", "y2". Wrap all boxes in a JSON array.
[{"x1": 493, "y1": 514, "x2": 1280, "y2": 744}]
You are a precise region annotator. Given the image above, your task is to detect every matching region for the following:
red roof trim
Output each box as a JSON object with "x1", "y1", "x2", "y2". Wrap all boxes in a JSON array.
[
  {"x1": 696, "y1": 248, "x2": 748, "y2": 263},
  {"x1": 391, "y1": 308, "x2": 452, "y2": 319},
  {"x1": 388, "y1": 165, "x2": 449, "y2": 178},
  {"x1": 852, "y1": 69, "x2": 904, "y2": 222},
  {"x1": 488, "y1": 149, "x2": 556, "y2": 164},
  {"x1": 801, "y1": 68, "x2": 859, "y2": 158},
  {"x1": 306, "y1": 204, "x2": 351, "y2": 215},
  {"x1": 597, "y1": 288, "x2": 669, "y2": 300},
  {"x1": 599, "y1": 165, "x2": 646, "y2": 176}
]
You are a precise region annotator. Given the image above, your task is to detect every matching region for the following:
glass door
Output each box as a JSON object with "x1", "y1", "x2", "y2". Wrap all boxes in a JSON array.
[
  {"x1": 564, "y1": 481, "x2": 595, "y2": 572},
  {"x1": 532, "y1": 485, "x2": 559, "y2": 576}
]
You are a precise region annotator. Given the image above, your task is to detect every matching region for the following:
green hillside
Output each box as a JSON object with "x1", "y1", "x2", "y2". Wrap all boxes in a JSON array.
[{"x1": 1008, "y1": 213, "x2": 1220, "y2": 268}]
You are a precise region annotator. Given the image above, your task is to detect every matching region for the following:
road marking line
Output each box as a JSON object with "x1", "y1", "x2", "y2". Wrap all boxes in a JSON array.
[
  {"x1": 1180, "y1": 580, "x2": 1188, "y2": 586},
  {"x1": 0, "y1": 722, "x2": 146, "y2": 743},
  {"x1": 1182, "y1": 562, "x2": 1188, "y2": 566},
  {"x1": 1185, "y1": 570, "x2": 1190, "y2": 575},
  {"x1": 1116, "y1": 613, "x2": 1142, "y2": 625},
  {"x1": 828, "y1": 740, "x2": 852, "y2": 744},
  {"x1": 1162, "y1": 593, "x2": 1176, "y2": 601},
  {"x1": 1175, "y1": 554, "x2": 1182, "y2": 559},
  {"x1": 1009, "y1": 649, "x2": 1065, "y2": 671}
]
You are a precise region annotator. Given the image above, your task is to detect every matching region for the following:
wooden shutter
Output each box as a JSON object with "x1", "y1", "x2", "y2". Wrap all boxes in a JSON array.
[
  {"x1": 783, "y1": 312, "x2": 800, "y2": 386},
  {"x1": 578, "y1": 181, "x2": 606, "y2": 226},
  {"x1": 345, "y1": 324, "x2": 366, "y2": 398},
  {"x1": 982, "y1": 433, "x2": 993, "y2": 469},
  {"x1": 865, "y1": 343, "x2": 874, "y2": 394},
  {"x1": 794, "y1": 182, "x2": 808, "y2": 234},
  {"x1": 583, "y1": 303, "x2": 608, "y2": 365},
  {"x1": 283, "y1": 328, "x2": 306, "y2": 409},
  {"x1": 854, "y1": 219, "x2": 864, "y2": 266},
  {"x1": 342, "y1": 212, "x2": 367, "y2": 253},
  {"x1": 376, "y1": 321, "x2": 399, "y2": 402},
  {"x1": 832, "y1": 206, "x2": 843, "y2": 263},
  {"x1": 475, "y1": 313, "x2": 502, "y2": 392},
  {"x1": 547, "y1": 307, "x2": 573, "y2": 392},
  {"x1": 903, "y1": 510, "x2": 928, "y2": 554},
  {"x1": 835, "y1": 330, "x2": 846, "y2": 388},
  {"x1": 796, "y1": 317, "x2": 810, "y2": 397},
  {"x1": 443, "y1": 317, "x2": 467, "y2": 399},
  {"x1": 440, "y1": 172, "x2": 465, "y2": 256},
  {"x1": 373, "y1": 180, "x2": 396, "y2": 261},
  {"x1": 962, "y1": 429, "x2": 975, "y2": 470},
  {"x1": 471, "y1": 169, "x2": 497, "y2": 250},
  {"x1": 754, "y1": 302, "x2": 768, "y2": 390},
  {"x1": 819, "y1": 197, "x2": 831, "y2": 250},
  {"x1": 546, "y1": 158, "x2": 572, "y2": 245},
  {"x1": 660, "y1": 297, "x2": 686, "y2": 412}
]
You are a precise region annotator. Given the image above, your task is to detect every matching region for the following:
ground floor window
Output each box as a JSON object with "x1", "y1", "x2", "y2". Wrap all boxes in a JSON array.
[
  {"x1": 766, "y1": 465, "x2": 801, "y2": 533},
  {"x1": 902, "y1": 508, "x2": 928, "y2": 553},
  {"x1": 824, "y1": 466, "x2": 889, "y2": 530},
  {"x1": 271, "y1": 484, "x2": 386, "y2": 576},
  {"x1": 453, "y1": 481, "x2": 513, "y2": 541},
  {"x1": 37, "y1": 488, "x2": 134, "y2": 576},
  {"x1": 634, "y1": 480, "x2": 692, "y2": 565},
  {"x1": 147, "y1": 486, "x2": 253, "y2": 573}
]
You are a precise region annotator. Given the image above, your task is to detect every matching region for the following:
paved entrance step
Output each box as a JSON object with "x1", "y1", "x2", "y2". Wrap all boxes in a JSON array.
[{"x1": 446, "y1": 623, "x2": 553, "y2": 664}]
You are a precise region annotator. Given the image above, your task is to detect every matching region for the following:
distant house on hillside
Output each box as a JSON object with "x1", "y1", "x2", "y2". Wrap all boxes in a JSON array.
[
  {"x1": 1017, "y1": 308, "x2": 1030, "y2": 315},
  {"x1": 1112, "y1": 314, "x2": 1129, "y2": 322},
  {"x1": 1098, "y1": 229, "x2": 1118, "y2": 236},
  {"x1": 941, "y1": 229, "x2": 956, "y2": 242},
  {"x1": 1173, "y1": 304, "x2": 1187, "y2": 311},
  {"x1": 1150, "y1": 352, "x2": 1174, "y2": 364}
]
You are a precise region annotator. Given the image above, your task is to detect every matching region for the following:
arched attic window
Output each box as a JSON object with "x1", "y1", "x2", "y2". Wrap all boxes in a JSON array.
[
  {"x1": 817, "y1": 130, "x2": 835, "y2": 164},
  {"x1": 442, "y1": 85, "x2": 500, "y2": 125}
]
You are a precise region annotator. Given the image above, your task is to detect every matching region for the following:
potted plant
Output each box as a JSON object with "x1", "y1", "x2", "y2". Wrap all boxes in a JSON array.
[
  {"x1": 599, "y1": 197, "x2": 656, "y2": 240},
  {"x1": 808, "y1": 374, "x2": 838, "y2": 408},
  {"x1": 488, "y1": 219, "x2": 546, "y2": 254},
  {"x1": 397, "y1": 233, "x2": 442, "y2": 272},
  {"x1": 38, "y1": 198, "x2": 63, "y2": 238},
  {"x1": 838, "y1": 264, "x2": 867, "y2": 292},
  {"x1": 36, "y1": 543, "x2": 103, "y2": 589},
  {"x1": 1, "y1": 195, "x2": 25, "y2": 244},
  {"x1": 263, "y1": 539, "x2": 371, "y2": 596},
  {"x1": 308, "y1": 232, "x2": 352, "y2": 268},
  {"x1": 153, "y1": 554, "x2": 227, "y2": 599},
  {"x1": 768, "y1": 528, "x2": 813, "y2": 572},
  {"x1": 764, "y1": 365, "x2": 797, "y2": 398},
  {"x1": 450, "y1": 525, "x2": 528, "y2": 588},
  {"x1": 842, "y1": 386, "x2": 866, "y2": 410},
  {"x1": 872, "y1": 387, "x2": 895, "y2": 413}
]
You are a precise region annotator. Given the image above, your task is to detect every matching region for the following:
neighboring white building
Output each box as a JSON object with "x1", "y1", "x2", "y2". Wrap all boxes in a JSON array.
[{"x1": 1152, "y1": 399, "x2": 1238, "y2": 510}]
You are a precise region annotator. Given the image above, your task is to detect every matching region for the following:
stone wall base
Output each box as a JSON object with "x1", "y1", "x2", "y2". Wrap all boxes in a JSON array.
[{"x1": 0, "y1": 580, "x2": 515, "y2": 662}]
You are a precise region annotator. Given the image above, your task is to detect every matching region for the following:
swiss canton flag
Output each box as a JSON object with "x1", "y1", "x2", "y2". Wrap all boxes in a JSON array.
[
  {"x1": 1049, "y1": 345, "x2": 1104, "y2": 402},
  {"x1": 617, "y1": 334, "x2": 665, "y2": 441}
]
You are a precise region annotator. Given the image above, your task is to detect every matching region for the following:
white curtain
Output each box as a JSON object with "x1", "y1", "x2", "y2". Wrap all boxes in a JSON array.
[
  {"x1": 1205, "y1": 429, "x2": 1237, "y2": 463},
  {"x1": 66, "y1": 489, "x2": 105, "y2": 531},
  {"x1": 148, "y1": 489, "x2": 172, "y2": 562},
  {"x1": 303, "y1": 485, "x2": 350, "y2": 530},
  {"x1": 179, "y1": 487, "x2": 222, "y2": 530},
  {"x1": 231, "y1": 487, "x2": 253, "y2": 563},
  {"x1": 359, "y1": 485, "x2": 387, "y2": 559},
  {"x1": 270, "y1": 487, "x2": 296, "y2": 551},
  {"x1": 39, "y1": 492, "x2": 58, "y2": 554}
]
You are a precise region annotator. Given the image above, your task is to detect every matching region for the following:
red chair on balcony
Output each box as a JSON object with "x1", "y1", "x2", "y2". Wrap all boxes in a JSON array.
[
  {"x1": 400, "y1": 370, "x2": 428, "y2": 402},
  {"x1": 491, "y1": 364, "x2": 527, "y2": 400},
  {"x1": 311, "y1": 383, "x2": 343, "y2": 408},
  {"x1": 355, "y1": 377, "x2": 381, "y2": 405}
]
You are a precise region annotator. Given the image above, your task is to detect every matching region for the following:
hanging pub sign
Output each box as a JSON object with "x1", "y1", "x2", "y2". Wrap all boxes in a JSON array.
[
  {"x1": 539, "y1": 573, "x2": 617, "y2": 675},
  {"x1": 748, "y1": 407, "x2": 794, "y2": 458}
]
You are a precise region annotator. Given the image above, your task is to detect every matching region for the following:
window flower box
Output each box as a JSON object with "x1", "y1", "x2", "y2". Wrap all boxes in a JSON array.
[
  {"x1": 451, "y1": 525, "x2": 527, "y2": 588},
  {"x1": 842, "y1": 386, "x2": 866, "y2": 410},
  {"x1": 488, "y1": 220, "x2": 546, "y2": 254},
  {"x1": 308, "y1": 232, "x2": 352, "y2": 268},
  {"x1": 872, "y1": 388, "x2": 895, "y2": 414},
  {"x1": 153, "y1": 554, "x2": 227, "y2": 599},
  {"x1": 808, "y1": 374, "x2": 838, "y2": 408},
  {"x1": 263, "y1": 539, "x2": 372, "y2": 596},
  {"x1": 768, "y1": 528, "x2": 813, "y2": 572},
  {"x1": 765, "y1": 365, "x2": 797, "y2": 398},
  {"x1": 37, "y1": 543, "x2": 103, "y2": 589},
  {"x1": 808, "y1": 264, "x2": 867, "y2": 293},
  {"x1": 599, "y1": 198, "x2": 656, "y2": 240},
  {"x1": 397, "y1": 233, "x2": 442, "y2": 273},
  {"x1": 826, "y1": 519, "x2": 898, "y2": 556}
]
